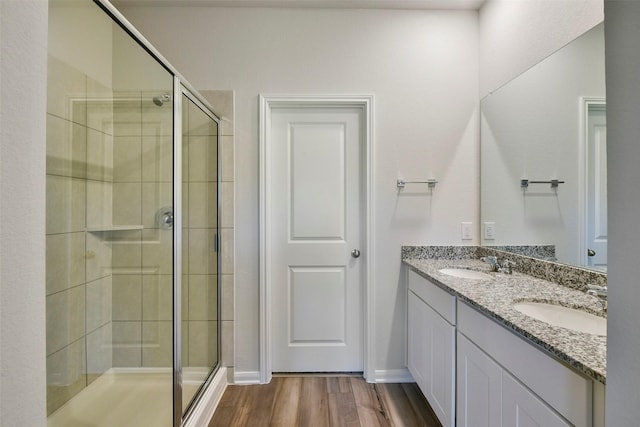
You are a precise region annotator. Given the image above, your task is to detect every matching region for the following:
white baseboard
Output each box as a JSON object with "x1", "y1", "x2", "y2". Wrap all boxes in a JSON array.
[
  {"x1": 233, "y1": 370, "x2": 262, "y2": 384},
  {"x1": 184, "y1": 367, "x2": 228, "y2": 427},
  {"x1": 232, "y1": 369, "x2": 413, "y2": 384},
  {"x1": 374, "y1": 368, "x2": 414, "y2": 383}
]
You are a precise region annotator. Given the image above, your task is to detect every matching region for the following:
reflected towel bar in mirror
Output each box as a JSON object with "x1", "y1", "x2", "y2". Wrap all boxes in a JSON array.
[
  {"x1": 397, "y1": 178, "x2": 438, "y2": 189},
  {"x1": 520, "y1": 179, "x2": 565, "y2": 189}
]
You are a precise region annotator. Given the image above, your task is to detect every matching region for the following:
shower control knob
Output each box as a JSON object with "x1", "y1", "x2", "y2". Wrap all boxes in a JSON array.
[
  {"x1": 351, "y1": 249, "x2": 361, "y2": 258},
  {"x1": 155, "y1": 207, "x2": 174, "y2": 230}
]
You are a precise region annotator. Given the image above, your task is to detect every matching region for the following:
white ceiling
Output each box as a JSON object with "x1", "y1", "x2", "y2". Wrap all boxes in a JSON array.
[{"x1": 110, "y1": 0, "x2": 485, "y2": 10}]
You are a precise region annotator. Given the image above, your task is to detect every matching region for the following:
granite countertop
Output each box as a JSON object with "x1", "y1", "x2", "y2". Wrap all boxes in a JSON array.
[{"x1": 403, "y1": 257, "x2": 607, "y2": 384}]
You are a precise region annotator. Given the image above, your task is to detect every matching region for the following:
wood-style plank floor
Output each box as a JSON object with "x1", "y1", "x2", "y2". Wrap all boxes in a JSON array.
[{"x1": 208, "y1": 375, "x2": 442, "y2": 427}]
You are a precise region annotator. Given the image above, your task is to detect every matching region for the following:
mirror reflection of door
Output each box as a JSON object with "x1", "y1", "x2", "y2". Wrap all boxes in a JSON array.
[{"x1": 586, "y1": 101, "x2": 607, "y2": 270}]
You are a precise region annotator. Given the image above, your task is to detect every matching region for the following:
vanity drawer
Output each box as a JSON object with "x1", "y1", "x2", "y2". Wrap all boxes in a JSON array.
[
  {"x1": 457, "y1": 300, "x2": 592, "y2": 427},
  {"x1": 408, "y1": 270, "x2": 456, "y2": 325}
]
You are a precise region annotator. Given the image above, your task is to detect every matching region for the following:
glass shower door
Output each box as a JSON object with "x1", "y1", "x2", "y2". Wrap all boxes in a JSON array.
[
  {"x1": 47, "y1": 1, "x2": 221, "y2": 425},
  {"x1": 181, "y1": 92, "x2": 220, "y2": 416},
  {"x1": 46, "y1": 1, "x2": 175, "y2": 425}
]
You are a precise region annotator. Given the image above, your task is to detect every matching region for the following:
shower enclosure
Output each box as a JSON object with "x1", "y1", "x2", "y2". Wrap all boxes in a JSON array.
[{"x1": 45, "y1": 1, "x2": 220, "y2": 425}]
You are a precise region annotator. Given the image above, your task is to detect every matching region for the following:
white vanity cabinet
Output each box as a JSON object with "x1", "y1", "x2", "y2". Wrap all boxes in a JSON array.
[
  {"x1": 406, "y1": 264, "x2": 605, "y2": 427},
  {"x1": 407, "y1": 270, "x2": 456, "y2": 427},
  {"x1": 457, "y1": 300, "x2": 593, "y2": 427},
  {"x1": 458, "y1": 332, "x2": 571, "y2": 427}
]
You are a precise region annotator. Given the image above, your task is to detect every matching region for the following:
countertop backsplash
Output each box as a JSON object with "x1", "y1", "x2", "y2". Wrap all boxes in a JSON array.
[{"x1": 402, "y1": 245, "x2": 607, "y2": 292}]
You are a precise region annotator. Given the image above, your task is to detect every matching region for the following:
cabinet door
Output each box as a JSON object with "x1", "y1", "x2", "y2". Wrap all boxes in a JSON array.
[
  {"x1": 502, "y1": 372, "x2": 571, "y2": 427},
  {"x1": 408, "y1": 291, "x2": 429, "y2": 392},
  {"x1": 407, "y1": 291, "x2": 455, "y2": 427},
  {"x1": 457, "y1": 333, "x2": 502, "y2": 427}
]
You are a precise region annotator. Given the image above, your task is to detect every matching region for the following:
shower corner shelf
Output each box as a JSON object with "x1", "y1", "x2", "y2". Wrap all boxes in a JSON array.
[{"x1": 86, "y1": 225, "x2": 144, "y2": 233}]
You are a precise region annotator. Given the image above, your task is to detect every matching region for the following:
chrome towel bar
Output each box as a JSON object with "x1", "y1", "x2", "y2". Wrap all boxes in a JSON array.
[
  {"x1": 397, "y1": 179, "x2": 438, "y2": 189},
  {"x1": 520, "y1": 179, "x2": 565, "y2": 189}
]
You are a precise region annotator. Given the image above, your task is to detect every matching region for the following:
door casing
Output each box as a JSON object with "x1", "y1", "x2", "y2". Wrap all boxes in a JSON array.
[{"x1": 259, "y1": 94, "x2": 375, "y2": 384}]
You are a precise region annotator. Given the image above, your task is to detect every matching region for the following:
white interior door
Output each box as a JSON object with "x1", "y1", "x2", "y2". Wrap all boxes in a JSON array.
[
  {"x1": 269, "y1": 106, "x2": 363, "y2": 372},
  {"x1": 586, "y1": 103, "x2": 607, "y2": 269}
]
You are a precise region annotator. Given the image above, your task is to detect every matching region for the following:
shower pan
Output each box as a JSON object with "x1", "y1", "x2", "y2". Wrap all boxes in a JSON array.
[{"x1": 45, "y1": 1, "x2": 221, "y2": 426}]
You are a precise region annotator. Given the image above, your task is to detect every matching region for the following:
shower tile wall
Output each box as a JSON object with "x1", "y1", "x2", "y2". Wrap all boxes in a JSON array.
[
  {"x1": 110, "y1": 91, "x2": 174, "y2": 369},
  {"x1": 202, "y1": 90, "x2": 235, "y2": 376},
  {"x1": 46, "y1": 55, "x2": 114, "y2": 414},
  {"x1": 182, "y1": 96, "x2": 219, "y2": 374}
]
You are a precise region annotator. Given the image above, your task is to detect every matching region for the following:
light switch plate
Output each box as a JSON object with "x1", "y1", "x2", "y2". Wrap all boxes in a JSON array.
[
  {"x1": 461, "y1": 222, "x2": 473, "y2": 240},
  {"x1": 484, "y1": 222, "x2": 496, "y2": 240}
]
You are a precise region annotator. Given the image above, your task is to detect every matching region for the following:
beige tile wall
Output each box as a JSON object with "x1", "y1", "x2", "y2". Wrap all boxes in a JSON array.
[
  {"x1": 110, "y1": 92, "x2": 174, "y2": 369},
  {"x1": 109, "y1": 91, "x2": 224, "y2": 375},
  {"x1": 46, "y1": 55, "x2": 114, "y2": 415},
  {"x1": 182, "y1": 96, "x2": 220, "y2": 373}
]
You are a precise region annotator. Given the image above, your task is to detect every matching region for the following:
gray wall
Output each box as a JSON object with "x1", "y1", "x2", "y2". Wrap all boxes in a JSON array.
[
  {"x1": 0, "y1": 1, "x2": 48, "y2": 426},
  {"x1": 604, "y1": 1, "x2": 640, "y2": 425},
  {"x1": 119, "y1": 6, "x2": 480, "y2": 380},
  {"x1": 479, "y1": 0, "x2": 603, "y2": 97}
]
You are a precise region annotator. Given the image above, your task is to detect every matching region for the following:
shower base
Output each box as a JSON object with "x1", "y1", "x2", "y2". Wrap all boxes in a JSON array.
[{"x1": 47, "y1": 368, "x2": 209, "y2": 427}]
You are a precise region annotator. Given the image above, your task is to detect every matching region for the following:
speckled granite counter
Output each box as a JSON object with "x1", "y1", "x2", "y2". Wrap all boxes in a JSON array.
[{"x1": 403, "y1": 256, "x2": 607, "y2": 384}]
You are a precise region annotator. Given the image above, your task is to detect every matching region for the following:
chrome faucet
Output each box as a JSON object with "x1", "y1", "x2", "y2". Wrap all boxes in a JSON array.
[
  {"x1": 480, "y1": 256, "x2": 516, "y2": 274},
  {"x1": 481, "y1": 256, "x2": 500, "y2": 272},
  {"x1": 587, "y1": 284, "x2": 607, "y2": 313}
]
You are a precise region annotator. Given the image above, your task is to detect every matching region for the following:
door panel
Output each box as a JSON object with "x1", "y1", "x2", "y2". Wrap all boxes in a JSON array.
[
  {"x1": 457, "y1": 333, "x2": 502, "y2": 427},
  {"x1": 407, "y1": 290, "x2": 455, "y2": 427},
  {"x1": 290, "y1": 123, "x2": 346, "y2": 240},
  {"x1": 271, "y1": 106, "x2": 363, "y2": 372},
  {"x1": 290, "y1": 267, "x2": 346, "y2": 343},
  {"x1": 408, "y1": 291, "x2": 429, "y2": 391},
  {"x1": 586, "y1": 104, "x2": 607, "y2": 268}
]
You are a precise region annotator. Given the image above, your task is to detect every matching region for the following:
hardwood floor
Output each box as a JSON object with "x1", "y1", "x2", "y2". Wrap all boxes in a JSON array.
[{"x1": 208, "y1": 375, "x2": 442, "y2": 427}]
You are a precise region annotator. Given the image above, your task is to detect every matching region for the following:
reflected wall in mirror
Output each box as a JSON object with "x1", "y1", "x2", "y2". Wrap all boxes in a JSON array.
[{"x1": 480, "y1": 23, "x2": 606, "y2": 271}]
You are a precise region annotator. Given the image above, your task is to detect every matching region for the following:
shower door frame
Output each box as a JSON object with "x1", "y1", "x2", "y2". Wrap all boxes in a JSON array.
[
  {"x1": 174, "y1": 83, "x2": 223, "y2": 426},
  {"x1": 91, "y1": 1, "x2": 223, "y2": 426}
]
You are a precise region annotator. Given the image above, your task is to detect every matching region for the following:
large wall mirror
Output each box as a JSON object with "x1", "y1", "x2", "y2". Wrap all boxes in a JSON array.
[{"x1": 480, "y1": 23, "x2": 606, "y2": 271}]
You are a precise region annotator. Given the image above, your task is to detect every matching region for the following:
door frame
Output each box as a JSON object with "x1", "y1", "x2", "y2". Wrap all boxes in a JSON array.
[
  {"x1": 259, "y1": 94, "x2": 375, "y2": 384},
  {"x1": 579, "y1": 97, "x2": 606, "y2": 266}
]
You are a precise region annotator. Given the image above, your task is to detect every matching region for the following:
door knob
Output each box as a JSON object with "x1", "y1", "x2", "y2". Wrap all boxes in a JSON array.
[
  {"x1": 351, "y1": 249, "x2": 361, "y2": 258},
  {"x1": 588, "y1": 249, "x2": 596, "y2": 257}
]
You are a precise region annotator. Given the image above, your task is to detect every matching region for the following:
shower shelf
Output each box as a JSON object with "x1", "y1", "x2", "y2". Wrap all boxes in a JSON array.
[{"x1": 86, "y1": 225, "x2": 144, "y2": 233}]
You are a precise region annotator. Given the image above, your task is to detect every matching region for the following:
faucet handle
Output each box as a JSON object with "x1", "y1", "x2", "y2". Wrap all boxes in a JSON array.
[
  {"x1": 498, "y1": 259, "x2": 515, "y2": 274},
  {"x1": 586, "y1": 284, "x2": 607, "y2": 297}
]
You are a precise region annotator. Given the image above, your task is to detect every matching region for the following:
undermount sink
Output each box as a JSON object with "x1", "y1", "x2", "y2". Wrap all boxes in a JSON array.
[
  {"x1": 513, "y1": 301, "x2": 607, "y2": 336},
  {"x1": 438, "y1": 268, "x2": 493, "y2": 280}
]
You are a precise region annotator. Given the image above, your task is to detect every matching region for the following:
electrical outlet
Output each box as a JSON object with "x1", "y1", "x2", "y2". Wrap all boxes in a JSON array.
[
  {"x1": 461, "y1": 222, "x2": 473, "y2": 240},
  {"x1": 484, "y1": 222, "x2": 496, "y2": 240}
]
